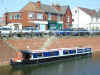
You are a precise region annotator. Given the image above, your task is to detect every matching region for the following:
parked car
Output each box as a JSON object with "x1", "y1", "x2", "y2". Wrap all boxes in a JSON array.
[
  {"x1": 0, "y1": 27, "x2": 12, "y2": 37},
  {"x1": 63, "y1": 28, "x2": 73, "y2": 35},
  {"x1": 56, "y1": 28, "x2": 73, "y2": 36},
  {"x1": 89, "y1": 30, "x2": 100, "y2": 35},
  {"x1": 72, "y1": 28, "x2": 89, "y2": 36},
  {"x1": 22, "y1": 27, "x2": 35, "y2": 33}
]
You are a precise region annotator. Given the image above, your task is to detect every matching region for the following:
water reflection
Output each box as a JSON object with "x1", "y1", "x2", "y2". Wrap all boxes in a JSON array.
[
  {"x1": 0, "y1": 54, "x2": 100, "y2": 75},
  {"x1": 93, "y1": 51, "x2": 100, "y2": 61}
]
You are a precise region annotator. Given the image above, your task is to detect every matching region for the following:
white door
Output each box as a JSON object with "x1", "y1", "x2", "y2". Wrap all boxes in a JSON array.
[{"x1": 40, "y1": 24, "x2": 46, "y2": 31}]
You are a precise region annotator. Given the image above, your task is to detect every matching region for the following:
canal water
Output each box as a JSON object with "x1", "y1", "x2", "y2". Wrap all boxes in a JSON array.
[{"x1": 0, "y1": 52, "x2": 100, "y2": 75}]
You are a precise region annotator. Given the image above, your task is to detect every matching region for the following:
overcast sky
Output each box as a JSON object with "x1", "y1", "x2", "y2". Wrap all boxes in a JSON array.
[{"x1": 0, "y1": 0, "x2": 100, "y2": 17}]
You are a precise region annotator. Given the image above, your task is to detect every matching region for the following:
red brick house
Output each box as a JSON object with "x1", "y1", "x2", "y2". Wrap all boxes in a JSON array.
[
  {"x1": 0, "y1": 17, "x2": 5, "y2": 26},
  {"x1": 5, "y1": 1, "x2": 72, "y2": 31}
]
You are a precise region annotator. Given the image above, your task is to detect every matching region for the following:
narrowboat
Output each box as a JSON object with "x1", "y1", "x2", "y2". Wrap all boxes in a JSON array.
[{"x1": 10, "y1": 47, "x2": 92, "y2": 66}]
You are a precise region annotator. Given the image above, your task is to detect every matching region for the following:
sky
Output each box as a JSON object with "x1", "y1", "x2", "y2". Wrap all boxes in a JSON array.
[{"x1": 0, "y1": 0, "x2": 100, "y2": 17}]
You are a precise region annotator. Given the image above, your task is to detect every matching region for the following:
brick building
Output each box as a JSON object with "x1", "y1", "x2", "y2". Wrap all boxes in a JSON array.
[
  {"x1": 0, "y1": 17, "x2": 5, "y2": 26},
  {"x1": 5, "y1": 1, "x2": 72, "y2": 31}
]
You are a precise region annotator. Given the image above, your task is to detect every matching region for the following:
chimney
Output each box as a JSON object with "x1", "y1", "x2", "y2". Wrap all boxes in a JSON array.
[
  {"x1": 36, "y1": 0, "x2": 41, "y2": 8},
  {"x1": 53, "y1": 4, "x2": 61, "y2": 11}
]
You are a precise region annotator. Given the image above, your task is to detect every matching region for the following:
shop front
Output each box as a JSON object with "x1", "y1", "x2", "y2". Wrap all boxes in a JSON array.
[
  {"x1": 33, "y1": 21, "x2": 48, "y2": 31},
  {"x1": 48, "y1": 21, "x2": 63, "y2": 30}
]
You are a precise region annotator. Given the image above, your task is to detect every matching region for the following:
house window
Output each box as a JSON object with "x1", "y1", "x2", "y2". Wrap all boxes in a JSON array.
[
  {"x1": 66, "y1": 16, "x2": 70, "y2": 24},
  {"x1": 9, "y1": 14, "x2": 13, "y2": 20},
  {"x1": 28, "y1": 13, "x2": 34, "y2": 19},
  {"x1": 35, "y1": 24, "x2": 39, "y2": 30},
  {"x1": 57, "y1": 14, "x2": 61, "y2": 21},
  {"x1": 37, "y1": 13, "x2": 43, "y2": 19},
  {"x1": 48, "y1": 13, "x2": 52, "y2": 20},
  {"x1": 15, "y1": 13, "x2": 21, "y2": 19},
  {"x1": 72, "y1": 19, "x2": 74, "y2": 22},
  {"x1": 14, "y1": 24, "x2": 19, "y2": 30},
  {"x1": 75, "y1": 10, "x2": 77, "y2": 14}
]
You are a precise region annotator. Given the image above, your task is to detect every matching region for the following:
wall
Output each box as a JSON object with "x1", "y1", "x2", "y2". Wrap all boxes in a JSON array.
[
  {"x1": 72, "y1": 7, "x2": 91, "y2": 29},
  {"x1": 8, "y1": 37, "x2": 100, "y2": 52},
  {"x1": 63, "y1": 7, "x2": 72, "y2": 29}
]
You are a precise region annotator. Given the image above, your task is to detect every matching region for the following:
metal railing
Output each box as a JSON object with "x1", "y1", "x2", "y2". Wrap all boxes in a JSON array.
[{"x1": 1, "y1": 30, "x2": 100, "y2": 39}]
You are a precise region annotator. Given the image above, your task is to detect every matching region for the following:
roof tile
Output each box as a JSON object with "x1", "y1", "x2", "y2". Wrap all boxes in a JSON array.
[
  {"x1": 20, "y1": 1, "x2": 68, "y2": 14},
  {"x1": 79, "y1": 7, "x2": 97, "y2": 17}
]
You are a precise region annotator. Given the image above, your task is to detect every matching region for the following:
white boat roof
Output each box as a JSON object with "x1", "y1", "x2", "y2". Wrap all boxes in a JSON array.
[{"x1": 21, "y1": 47, "x2": 90, "y2": 53}]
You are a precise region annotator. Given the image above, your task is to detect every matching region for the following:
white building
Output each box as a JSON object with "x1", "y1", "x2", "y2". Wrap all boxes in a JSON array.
[{"x1": 72, "y1": 7, "x2": 100, "y2": 31}]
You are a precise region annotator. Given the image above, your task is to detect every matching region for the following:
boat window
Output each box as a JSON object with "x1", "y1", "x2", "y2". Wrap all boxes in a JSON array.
[
  {"x1": 43, "y1": 52, "x2": 50, "y2": 57},
  {"x1": 77, "y1": 49, "x2": 83, "y2": 53},
  {"x1": 23, "y1": 53, "x2": 31, "y2": 60},
  {"x1": 37, "y1": 53, "x2": 43, "y2": 57},
  {"x1": 69, "y1": 50, "x2": 76, "y2": 54},
  {"x1": 84, "y1": 48, "x2": 91, "y2": 52},
  {"x1": 63, "y1": 50, "x2": 69, "y2": 54},
  {"x1": 84, "y1": 48, "x2": 88, "y2": 52},
  {"x1": 33, "y1": 53, "x2": 43, "y2": 58},
  {"x1": 50, "y1": 51, "x2": 59, "y2": 56},
  {"x1": 86, "y1": 48, "x2": 91, "y2": 51}
]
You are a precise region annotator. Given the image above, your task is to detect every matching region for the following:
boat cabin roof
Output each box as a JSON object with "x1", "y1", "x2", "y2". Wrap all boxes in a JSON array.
[
  {"x1": 21, "y1": 47, "x2": 88, "y2": 54},
  {"x1": 21, "y1": 49, "x2": 59, "y2": 53}
]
